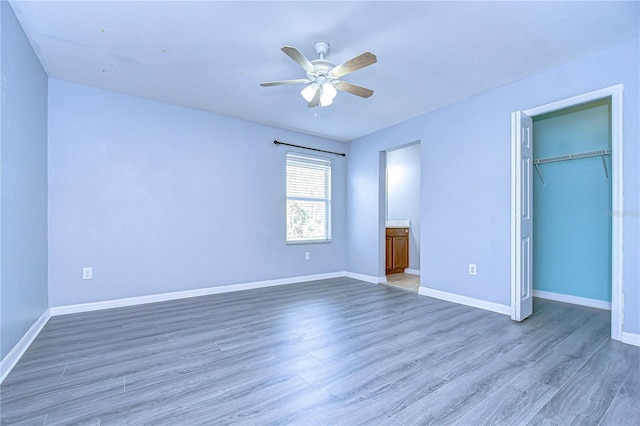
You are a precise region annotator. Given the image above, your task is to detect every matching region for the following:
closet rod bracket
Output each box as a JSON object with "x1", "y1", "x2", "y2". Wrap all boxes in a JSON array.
[
  {"x1": 601, "y1": 155, "x2": 609, "y2": 180},
  {"x1": 534, "y1": 163, "x2": 545, "y2": 185}
]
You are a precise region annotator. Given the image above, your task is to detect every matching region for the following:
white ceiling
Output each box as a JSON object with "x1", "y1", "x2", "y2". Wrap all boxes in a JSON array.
[{"x1": 9, "y1": 1, "x2": 639, "y2": 142}]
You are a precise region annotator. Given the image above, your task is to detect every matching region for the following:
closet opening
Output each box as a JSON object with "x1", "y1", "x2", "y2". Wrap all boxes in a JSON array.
[
  {"x1": 510, "y1": 84, "x2": 624, "y2": 341},
  {"x1": 532, "y1": 99, "x2": 612, "y2": 309}
]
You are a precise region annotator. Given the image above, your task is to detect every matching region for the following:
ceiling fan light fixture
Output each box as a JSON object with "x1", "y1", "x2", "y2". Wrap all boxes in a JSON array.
[{"x1": 301, "y1": 83, "x2": 318, "y2": 102}]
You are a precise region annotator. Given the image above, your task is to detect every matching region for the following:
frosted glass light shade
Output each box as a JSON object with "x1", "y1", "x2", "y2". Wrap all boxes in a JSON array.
[
  {"x1": 322, "y1": 82, "x2": 337, "y2": 100},
  {"x1": 320, "y1": 96, "x2": 333, "y2": 106},
  {"x1": 320, "y1": 93, "x2": 334, "y2": 107},
  {"x1": 301, "y1": 81, "x2": 337, "y2": 106},
  {"x1": 319, "y1": 82, "x2": 337, "y2": 106},
  {"x1": 301, "y1": 83, "x2": 318, "y2": 102}
]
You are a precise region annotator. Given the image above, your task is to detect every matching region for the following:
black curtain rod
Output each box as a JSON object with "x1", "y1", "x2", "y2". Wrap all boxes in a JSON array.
[{"x1": 273, "y1": 140, "x2": 346, "y2": 157}]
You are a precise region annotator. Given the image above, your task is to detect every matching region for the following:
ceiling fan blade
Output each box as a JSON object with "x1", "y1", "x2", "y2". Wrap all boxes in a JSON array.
[
  {"x1": 307, "y1": 88, "x2": 321, "y2": 108},
  {"x1": 330, "y1": 52, "x2": 377, "y2": 78},
  {"x1": 281, "y1": 46, "x2": 316, "y2": 74},
  {"x1": 333, "y1": 81, "x2": 374, "y2": 98},
  {"x1": 260, "y1": 79, "x2": 311, "y2": 87}
]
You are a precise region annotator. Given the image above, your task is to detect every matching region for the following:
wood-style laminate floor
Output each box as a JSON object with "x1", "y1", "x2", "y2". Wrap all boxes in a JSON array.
[{"x1": 1, "y1": 277, "x2": 638, "y2": 425}]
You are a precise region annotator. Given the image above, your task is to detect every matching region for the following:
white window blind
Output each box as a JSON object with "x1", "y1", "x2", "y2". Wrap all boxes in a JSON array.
[{"x1": 286, "y1": 152, "x2": 332, "y2": 243}]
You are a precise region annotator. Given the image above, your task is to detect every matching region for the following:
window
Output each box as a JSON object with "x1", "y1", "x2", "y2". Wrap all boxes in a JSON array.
[{"x1": 286, "y1": 152, "x2": 332, "y2": 243}]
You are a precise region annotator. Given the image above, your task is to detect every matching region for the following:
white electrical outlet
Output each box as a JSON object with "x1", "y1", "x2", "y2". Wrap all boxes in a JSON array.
[
  {"x1": 468, "y1": 264, "x2": 477, "y2": 276},
  {"x1": 82, "y1": 267, "x2": 93, "y2": 280},
  {"x1": 305, "y1": 252, "x2": 311, "y2": 261}
]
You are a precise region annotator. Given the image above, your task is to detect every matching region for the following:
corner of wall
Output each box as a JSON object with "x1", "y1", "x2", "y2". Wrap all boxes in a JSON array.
[{"x1": 0, "y1": 0, "x2": 50, "y2": 363}]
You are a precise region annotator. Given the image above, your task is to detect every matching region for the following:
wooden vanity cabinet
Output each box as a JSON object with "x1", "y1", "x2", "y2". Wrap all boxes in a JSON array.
[{"x1": 386, "y1": 227, "x2": 409, "y2": 274}]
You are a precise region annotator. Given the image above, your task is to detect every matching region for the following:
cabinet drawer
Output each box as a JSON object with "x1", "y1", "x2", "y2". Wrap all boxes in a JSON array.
[{"x1": 386, "y1": 227, "x2": 409, "y2": 237}]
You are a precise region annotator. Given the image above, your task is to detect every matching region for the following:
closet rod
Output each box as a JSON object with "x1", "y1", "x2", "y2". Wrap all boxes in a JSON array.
[
  {"x1": 273, "y1": 140, "x2": 346, "y2": 157},
  {"x1": 533, "y1": 148, "x2": 611, "y2": 184},
  {"x1": 533, "y1": 148, "x2": 611, "y2": 165}
]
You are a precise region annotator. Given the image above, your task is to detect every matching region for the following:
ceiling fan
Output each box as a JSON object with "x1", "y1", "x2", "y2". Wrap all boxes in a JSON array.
[{"x1": 260, "y1": 41, "x2": 377, "y2": 108}]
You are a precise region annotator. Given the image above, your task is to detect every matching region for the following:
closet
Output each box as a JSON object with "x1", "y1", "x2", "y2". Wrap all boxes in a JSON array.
[{"x1": 532, "y1": 99, "x2": 612, "y2": 305}]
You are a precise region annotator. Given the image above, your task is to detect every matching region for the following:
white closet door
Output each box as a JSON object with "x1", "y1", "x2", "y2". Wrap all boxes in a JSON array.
[{"x1": 511, "y1": 111, "x2": 533, "y2": 321}]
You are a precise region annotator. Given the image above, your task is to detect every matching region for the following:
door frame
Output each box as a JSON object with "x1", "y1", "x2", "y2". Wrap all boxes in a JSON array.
[
  {"x1": 510, "y1": 84, "x2": 624, "y2": 341},
  {"x1": 379, "y1": 141, "x2": 422, "y2": 280}
]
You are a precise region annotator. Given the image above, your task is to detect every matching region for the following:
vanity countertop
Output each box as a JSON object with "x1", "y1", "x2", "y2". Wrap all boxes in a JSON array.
[{"x1": 385, "y1": 220, "x2": 410, "y2": 228}]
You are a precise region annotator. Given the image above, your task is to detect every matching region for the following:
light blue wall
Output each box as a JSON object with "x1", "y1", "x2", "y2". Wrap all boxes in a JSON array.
[
  {"x1": 0, "y1": 1, "x2": 49, "y2": 360},
  {"x1": 346, "y1": 38, "x2": 639, "y2": 334},
  {"x1": 533, "y1": 102, "x2": 612, "y2": 302},
  {"x1": 47, "y1": 79, "x2": 347, "y2": 307},
  {"x1": 387, "y1": 143, "x2": 421, "y2": 270}
]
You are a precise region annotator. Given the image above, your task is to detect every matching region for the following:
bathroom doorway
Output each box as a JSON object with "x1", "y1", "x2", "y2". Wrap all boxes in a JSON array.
[{"x1": 384, "y1": 142, "x2": 421, "y2": 292}]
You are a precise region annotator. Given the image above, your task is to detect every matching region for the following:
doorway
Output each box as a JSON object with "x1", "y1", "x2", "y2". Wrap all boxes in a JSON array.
[
  {"x1": 383, "y1": 142, "x2": 421, "y2": 292},
  {"x1": 510, "y1": 85, "x2": 624, "y2": 341},
  {"x1": 532, "y1": 99, "x2": 612, "y2": 308}
]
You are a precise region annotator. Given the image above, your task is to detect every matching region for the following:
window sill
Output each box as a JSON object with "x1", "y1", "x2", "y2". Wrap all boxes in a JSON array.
[{"x1": 286, "y1": 240, "x2": 332, "y2": 246}]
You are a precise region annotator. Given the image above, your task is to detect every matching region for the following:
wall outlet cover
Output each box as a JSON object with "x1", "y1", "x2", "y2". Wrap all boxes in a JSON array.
[
  {"x1": 468, "y1": 264, "x2": 477, "y2": 276},
  {"x1": 82, "y1": 267, "x2": 93, "y2": 280}
]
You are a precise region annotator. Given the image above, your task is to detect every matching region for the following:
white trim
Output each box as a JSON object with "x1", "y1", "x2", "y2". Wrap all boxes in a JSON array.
[
  {"x1": 610, "y1": 85, "x2": 624, "y2": 342},
  {"x1": 510, "y1": 111, "x2": 518, "y2": 320},
  {"x1": 512, "y1": 84, "x2": 624, "y2": 341},
  {"x1": 404, "y1": 268, "x2": 420, "y2": 276},
  {"x1": 621, "y1": 332, "x2": 640, "y2": 347},
  {"x1": 344, "y1": 271, "x2": 387, "y2": 284},
  {"x1": 1, "y1": 309, "x2": 51, "y2": 384},
  {"x1": 533, "y1": 290, "x2": 611, "y2": 311},
  {"x1": 418, "y1": 286, "x2": 510, "y2": 316},
  {"x1": 50, "y1": 272, "x2": 345, "y2": 316},
  {"x1": 523, "y1": 85, "x2": 622, "y2": 117}
]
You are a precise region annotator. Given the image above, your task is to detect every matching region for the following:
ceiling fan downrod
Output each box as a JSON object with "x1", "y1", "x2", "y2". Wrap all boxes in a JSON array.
[{"x1": 313, "y1": 41, "x2": 330, "y2": 60}]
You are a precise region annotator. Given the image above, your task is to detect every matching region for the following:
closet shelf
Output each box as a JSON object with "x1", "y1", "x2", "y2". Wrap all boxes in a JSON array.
[
  {"x1": 533, "y1": 148, "x2": 611, "y2": 165},
  {"x1": 533, "y1": 148, "x2": 611, "y2": 185}
]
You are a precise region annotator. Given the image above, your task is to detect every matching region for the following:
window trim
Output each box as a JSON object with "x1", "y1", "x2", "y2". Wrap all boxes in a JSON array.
[{"x1": 285, "y1": 151, "x2": 332, "y2": 244}]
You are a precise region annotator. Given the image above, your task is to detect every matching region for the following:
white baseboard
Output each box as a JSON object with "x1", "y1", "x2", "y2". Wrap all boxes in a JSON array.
[
  {"x1": 50, "y1": 272, "x2": 345, "y2": 316},
  {"x1": 621, "y1": 332, "x2": 640, "y2": 347},
  {"x1": 344, "y1": 271, "x2": 387, "y2": 284},
  {"x1": 404, "y1": 268, "x2": 420, "y2": 276},
  {"x1": 4, "y1": 275, "x2": 635, "y2": 387},
  {"x1": 533, "y1": 290, "x2": 611, "y2": 311},
  {"x1": 1, "y1": 309, "x2": 51, "y2": 384},
  {"x1": 418, "y1": 286, "x2": 510, "y2": 316}
]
